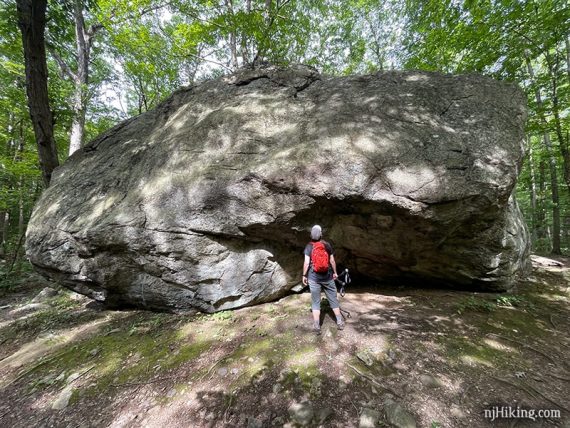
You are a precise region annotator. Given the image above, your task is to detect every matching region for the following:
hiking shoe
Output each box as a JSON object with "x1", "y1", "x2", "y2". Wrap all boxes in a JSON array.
[
  {"x1": 337, "y1": 320, "x2": 345, "y2": 330},
  {"x1": 313, "y1": 323, "x2": 321, "y2": 335}
]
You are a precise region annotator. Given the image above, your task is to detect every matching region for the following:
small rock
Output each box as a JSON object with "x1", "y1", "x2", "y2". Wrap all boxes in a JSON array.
[
  {"x1": 356, "y1": 350, "x2": 375, "y2": 367},
  {"x1": 231, "y1": 368, "x2": 239, "y2": 375},
  {"x1": 52, "y1": 386, "x2": 74, "y2": 410},
  {"x1": 247, "y1": 417, "x2": 263, "y2": 428},
  {"x1": 69, "y1": 292, "x2": 88, "y2": 301},
  {"x1": 384, "y1": 399, "x2": 416, "y2": 428},
  {"x1": 315, "y1": 407, "x2": 333, "y2": 424},
  {"x1": 31, "y1": 287, "x2": 58, "y2": 303},
  {"x1": 271, "y1": 416, "x2": 285, "y2": 426},
  {"x1": 272, "y1": 383, "x2": 283, "y2": 394},
  {"x1": 66, "y1": 372, "x2": 81, "y2": 384},
  {"x1": 288, "y1": 401, "x2": 314, "y2": 426},
  {"x1": 55, "y1": 372, "x2": 66, "y2": 382},
  {"x1": 359, "y1": 408, "x2": 381, "y2": 428},
  {"x1": 166, "y1": 388, "x2": 177, "y2": 398},
  {"x1": 419, "y1": 374, "x2": 444, "y2": 388},
  {"x1": 89, "y1": 348, "x2": 100, "y2": 357},
  {"x1": 217, "y1": 367, "x2": 228, "y2": 377},
  {"x1": 450, "y1": 405, "x2": 466, "y2": 419},
  {"x1": 393, "y1": 362, "x2": 406, "y2": 371}
]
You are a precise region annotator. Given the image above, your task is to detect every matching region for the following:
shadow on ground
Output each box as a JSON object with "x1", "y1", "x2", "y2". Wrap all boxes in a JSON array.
[{"x1": 0, "y1": 256, "x2": 568, "y2": 427}]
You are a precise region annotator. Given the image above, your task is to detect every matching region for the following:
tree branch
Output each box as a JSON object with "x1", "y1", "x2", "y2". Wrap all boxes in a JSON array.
[
  {"x1": 47, "y1": 46, "x2": 77, "y2": 81},
  {"x1": 86, "y1": 23, "x2": 104, "y2": 37}
]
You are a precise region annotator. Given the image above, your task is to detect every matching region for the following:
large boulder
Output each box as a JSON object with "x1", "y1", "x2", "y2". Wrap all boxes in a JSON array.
[{"x1": 26, "y1": 65, "x2": 531, "y2": 312}]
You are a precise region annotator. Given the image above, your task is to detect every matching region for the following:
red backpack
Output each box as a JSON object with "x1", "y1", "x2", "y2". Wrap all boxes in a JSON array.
[{"x1": 311, "y1": 241, "x2": 330, "y2": 273}]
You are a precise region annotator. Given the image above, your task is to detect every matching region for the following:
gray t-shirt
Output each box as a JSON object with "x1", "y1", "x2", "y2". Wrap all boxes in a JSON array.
[{"x1": 304, "y1": 240, "x2": 334, "y2": 282}]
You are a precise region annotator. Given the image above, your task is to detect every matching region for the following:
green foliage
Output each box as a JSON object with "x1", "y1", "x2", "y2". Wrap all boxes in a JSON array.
[
  {"x1": 206, "y1": 310, "x2": 233, "y2": 321},
  {"x1": 456, "y1": 296, "x2": 495, "y2": 314},
  {"x1": 456, "y1": 294, "x2": 536, "y2": 315}
]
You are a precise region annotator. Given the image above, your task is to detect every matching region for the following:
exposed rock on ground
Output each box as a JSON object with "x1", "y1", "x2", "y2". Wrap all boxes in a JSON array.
[{"x1": 26, "y1": 64, "x2": 530, "y2": 311}]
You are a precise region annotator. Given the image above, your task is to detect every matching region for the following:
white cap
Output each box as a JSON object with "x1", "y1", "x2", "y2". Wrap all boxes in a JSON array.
[{"x1": 310, "y1": 225, "x2": 322, "y2": 240}]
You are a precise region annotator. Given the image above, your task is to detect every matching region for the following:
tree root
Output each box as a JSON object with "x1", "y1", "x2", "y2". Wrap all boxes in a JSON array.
[
  {"x1": 546, "y1": 372, "x2": 570, "y2": 382},
  {"x1": 346, "y1": 363, "x2": 402, "y2": 398},
  {"x1": 2, "y1": 347, "x2": 75, "y2": 388},
  {"x1": 548, "y1": 314, "x2": 557, "y2": 330},
  {"x1": 491, "y1": 375, "x2": 569, "y2": 412},
  {"x1": 485, "y1": 333, "x2": 558, "y2": 365},
  {"x1": 111, "y1": 377, "x2": 175, "y2": 387}
]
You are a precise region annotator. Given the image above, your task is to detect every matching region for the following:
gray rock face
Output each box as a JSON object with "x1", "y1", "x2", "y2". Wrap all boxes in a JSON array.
[{"x1": 26, "y1": 65, "x2": 531, "y2": 312}]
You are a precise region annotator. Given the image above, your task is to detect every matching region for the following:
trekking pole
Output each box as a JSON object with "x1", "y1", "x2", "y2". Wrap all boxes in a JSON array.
[
  {"x1": 335, "y1": 269, "x2": 351, "y2": 319},
  {"x1": 336, "y1": 268, "x2": 351, "y2": 297}
]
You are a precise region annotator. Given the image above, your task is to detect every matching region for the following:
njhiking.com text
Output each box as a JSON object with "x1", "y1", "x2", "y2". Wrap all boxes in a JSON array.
[{"x1": 483, "y1": 406, "x2": 561, "y2": 422}]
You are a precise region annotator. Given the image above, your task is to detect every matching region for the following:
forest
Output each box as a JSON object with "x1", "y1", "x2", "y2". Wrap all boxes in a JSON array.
[
  {"x1": 1, "y1": 2, "x2": 569, "y2": 427},
  {"x1": 0, "y1": 0, "x2": 569, "y2": 282}
]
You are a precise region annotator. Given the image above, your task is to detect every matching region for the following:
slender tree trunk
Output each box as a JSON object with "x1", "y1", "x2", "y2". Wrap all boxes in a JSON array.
[
  {"x1": 543, "y1": 132, "x2": 562, "y2": 254},
  {"x1": 68, "y1": 0, "x2": 91, "y2": 156},
  {"x1": 0, "y1": 211, "x2": 6, "y2": 258},
  {"x1": 15, "y1": 121, "x2": 25, "y2": 240},
  {"x1": 528, "y1": 135, "x2": 538, "y2": 242},
  {"x1": 241, "y1": 0, "x2": 252, "y2": 65},
  {"x1": 564, "y1": 36, "x2": 570, "y2": 79},
  {"x1": 1, "y1": 212, "x2": 9, "y2": 257},
  {"x1": 225, "y1": 0, "x2": 239, "y2": 69},
  {"x1": 537, "y1": 160, "x2": 547, "y2": 241},
  {"x1": 16, "y1": 0, "x2": 59, "y2": 187},
  {"x1": 365, "y1": 14, "x2": 384, "y2": 70}
]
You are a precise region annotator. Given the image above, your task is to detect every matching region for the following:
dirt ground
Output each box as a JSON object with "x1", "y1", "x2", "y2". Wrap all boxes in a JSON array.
[{"x1": 0, "y1": 255, "x2": 569, "y2": 428}]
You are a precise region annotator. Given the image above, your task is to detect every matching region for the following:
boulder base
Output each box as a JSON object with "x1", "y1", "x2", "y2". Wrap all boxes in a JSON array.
[{"x1": 26, "y1": 65, "x2": 531, "y2": 312}]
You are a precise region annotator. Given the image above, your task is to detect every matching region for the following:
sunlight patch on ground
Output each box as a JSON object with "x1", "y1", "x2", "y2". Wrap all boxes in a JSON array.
[
  {"x1": 460, "y1": 354, "x2": 493, "y2": 367},
  {"x1": 483, "y1": 338, "x2": 516, "y2": 353},
  {"x1": 0, "y1": 314, "x2": 124, "y2": 385}
]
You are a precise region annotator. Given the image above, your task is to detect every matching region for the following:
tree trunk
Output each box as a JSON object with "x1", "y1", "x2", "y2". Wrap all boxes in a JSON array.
[
  {"x1": 564, "y1": 36, "x2": 570, "y2": 79},
  {"x1": 241, "y1": 0, "x2": 252, "y2": 65},
  {"x1": 528, "y1": 135, "x2": 538, "y2": 243},
  {"x1": 0, "y1": 211, "x2": 6, "y2": 258},
  {"x1": 16, "y1": 121, "x2": 25, "y2": 240},
  {"x1": 537, "y1": 159, "x2": 547, "y2": 241},
  {"x1": 68, "y1": 0, "x2": 91, "y2": 156},
  {"x1": 16, "y1": 0, "x2": 59, "y2": 187},
  {"x1": 542, "y1": 132, "x2": 562, "y2": 254},
  {"x1": 225, "y1": 0, "x2": 239, "y2": 69}
]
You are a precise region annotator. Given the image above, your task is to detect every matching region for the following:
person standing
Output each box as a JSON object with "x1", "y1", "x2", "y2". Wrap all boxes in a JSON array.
[{"x1": 302, "y1": 225, "x2": 345, "y2": 334}]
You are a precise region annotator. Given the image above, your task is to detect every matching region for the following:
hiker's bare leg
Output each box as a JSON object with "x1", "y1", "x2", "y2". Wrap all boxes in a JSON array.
[
  {"x1": 332, "y1": 307, "x2": 341, "y2": 318},
  {"x1": 312, "y1": 309, "x2": 320, "y2": 324}
]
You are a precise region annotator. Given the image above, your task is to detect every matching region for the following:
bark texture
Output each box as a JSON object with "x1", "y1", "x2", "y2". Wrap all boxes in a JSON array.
[{"x1": 16, "y1": 0, "x2": 59, "y2": 187}]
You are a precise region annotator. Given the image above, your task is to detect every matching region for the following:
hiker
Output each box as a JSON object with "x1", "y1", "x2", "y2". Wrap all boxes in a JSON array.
[{"x1": 302, "y1": 225, "x2": 345, "y2": 333}]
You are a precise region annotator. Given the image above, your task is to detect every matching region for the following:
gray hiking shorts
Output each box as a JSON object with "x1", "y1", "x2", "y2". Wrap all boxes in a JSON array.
[{"x1": 308, "y1": 279, "x2": 339, "y2": 311}]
